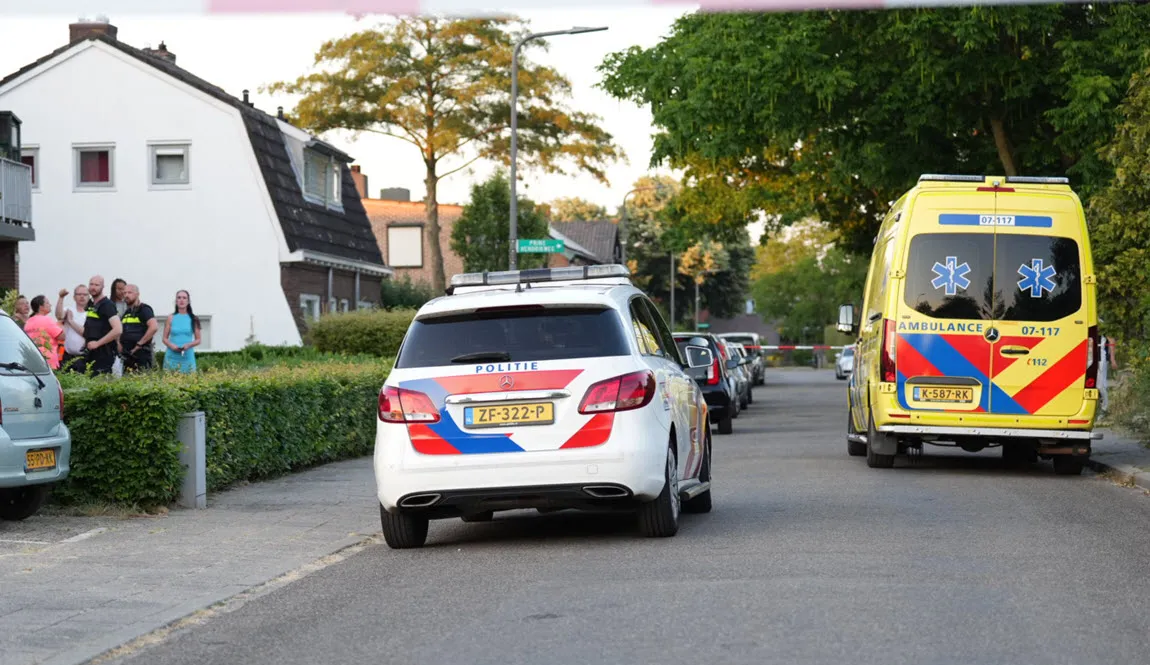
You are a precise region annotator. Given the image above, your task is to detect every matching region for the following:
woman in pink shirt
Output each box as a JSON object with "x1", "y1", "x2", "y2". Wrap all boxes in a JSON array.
[{"x1": 22, "y1": 295, "x2": 65, "y2": 370}]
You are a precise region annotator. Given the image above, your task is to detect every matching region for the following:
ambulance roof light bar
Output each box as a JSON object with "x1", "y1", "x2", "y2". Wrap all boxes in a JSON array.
[
  {"x1": 447, "y1": 264, "x2": 631, "y2": 294},
  {"x1": 1005, "y1": 176, "x2": 1070, "y2": 185},
  {"x1": 918, "y1": 174, "x2": 985, "y2": 183}
]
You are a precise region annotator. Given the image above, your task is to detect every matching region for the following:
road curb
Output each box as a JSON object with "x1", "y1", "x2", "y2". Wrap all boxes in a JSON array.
[
  {"x1": 1086, "y1": 456, "x2": 1150, "y2": 492},
  {"x1": 39, "y1": 532, "x2": 378, "y2": 665}
]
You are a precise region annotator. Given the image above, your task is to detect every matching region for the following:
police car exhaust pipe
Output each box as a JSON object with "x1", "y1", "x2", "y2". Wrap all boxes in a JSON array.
[
  {"x1": 582, "y1": 485, "x2": 629, "y2": 499},
  {"x1": 399, "y1": 493, "x2": 442, "y2": 508}
]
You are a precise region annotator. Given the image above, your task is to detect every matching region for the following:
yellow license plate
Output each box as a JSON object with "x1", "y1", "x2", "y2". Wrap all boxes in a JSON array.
[
  {"x1": 914, "y1": 387, "x2": 974, "y2": 403},
  {"x1": 464, "y1": 403, "x2": 554, "y2": 428},
  {"x1": 25, "y1": 449, "x2": 56, "y2": 471}
]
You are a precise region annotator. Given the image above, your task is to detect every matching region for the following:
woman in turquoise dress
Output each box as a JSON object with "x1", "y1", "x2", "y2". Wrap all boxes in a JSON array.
[{"x1": 163, "y1": 290, "x2": 201, "y2": 373}]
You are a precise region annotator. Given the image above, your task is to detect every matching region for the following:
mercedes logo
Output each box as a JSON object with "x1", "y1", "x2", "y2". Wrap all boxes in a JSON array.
[
  {"x1": 984, "y1": 327, "x2": 1000, "y2": 343},
  {"x1": 499, "y1": 375, "x2": 515, "y2": 390}
]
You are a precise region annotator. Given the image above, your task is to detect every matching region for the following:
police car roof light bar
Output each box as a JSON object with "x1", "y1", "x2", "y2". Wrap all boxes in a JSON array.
[
  {"x1": 447, "y1": 264, "x2": 631, "y2": 294},
  {"x1": 918, "y1": 174, "x2": 986, "y2": 183},
  {"x1": 1004, "y1": 176, "x2": 1070, "y2": 185}
]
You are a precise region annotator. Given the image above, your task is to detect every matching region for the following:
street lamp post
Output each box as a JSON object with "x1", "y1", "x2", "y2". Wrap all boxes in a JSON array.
[{"x1": 509, "y1": 25, "x2": 608, "y2": 271}]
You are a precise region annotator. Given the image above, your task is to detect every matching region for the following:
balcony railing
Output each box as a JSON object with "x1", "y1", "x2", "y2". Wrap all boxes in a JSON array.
[{"x1": 0, "y1": 157, "x2": 34, "y2": 240}]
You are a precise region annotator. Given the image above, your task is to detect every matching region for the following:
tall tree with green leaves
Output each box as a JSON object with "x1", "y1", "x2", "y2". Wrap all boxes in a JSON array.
[
  {"x1": 547, "y1": 197, "x2": 608, "y2": 222},
  {"x1": 1088, "y1": 66, "x2": 1150, "y2": 345},
  {"x1": 451, "y1": 171, "x2": 550, "y2": 273},
  {"x1": 266, "y1": 17, "x2": 622, "y2": 292},
  {"x1": 600, "y1": 5, "x2": 1150, "y2": 252}
]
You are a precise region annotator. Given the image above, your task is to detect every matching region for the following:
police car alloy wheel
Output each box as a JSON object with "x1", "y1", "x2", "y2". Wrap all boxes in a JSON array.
[{"x1": 638, "y1": 446, "x2": 680, "y2": 538}]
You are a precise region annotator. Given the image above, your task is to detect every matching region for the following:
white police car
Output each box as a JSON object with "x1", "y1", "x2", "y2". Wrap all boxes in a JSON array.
[{"x1": 374, "y1": 265, "x2": 716, "y2": 548}]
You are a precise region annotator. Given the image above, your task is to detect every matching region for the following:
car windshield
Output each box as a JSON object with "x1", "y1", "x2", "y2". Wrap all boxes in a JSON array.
[
  {"x1": 395, "y1": 306, "x2": 631, "y2": 369},
  {"x1": 0, "y1": 316, "x2": 51, "y2": 374}
]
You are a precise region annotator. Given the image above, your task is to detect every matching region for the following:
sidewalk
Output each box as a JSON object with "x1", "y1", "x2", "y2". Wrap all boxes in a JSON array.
[
  {"x1": 1089, "y1": 427, "x2": 1150, "y2": 491},
  {"x1": 0, "y1": 457, "x2": 380, "y2": 665}
]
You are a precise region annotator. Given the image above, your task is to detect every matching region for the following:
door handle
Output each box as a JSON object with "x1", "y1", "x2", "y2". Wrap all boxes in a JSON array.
[{"x1": 1000, "y1": 346, "x2": 1030, "y2": 356}]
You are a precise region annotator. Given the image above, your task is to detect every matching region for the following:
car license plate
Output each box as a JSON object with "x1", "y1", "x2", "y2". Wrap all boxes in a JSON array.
[
  {"x1": 913, "y1": 387, "x2": 974, "y2": 403},
  {"x1": 25, "y1": 449, "x2": 56, "y2": 471},
  {"x1": 464, "y1": 403, "x2": 554, "y2": 428}
]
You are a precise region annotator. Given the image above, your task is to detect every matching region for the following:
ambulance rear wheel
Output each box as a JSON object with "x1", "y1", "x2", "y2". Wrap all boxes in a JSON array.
[{"x1": 866, "y1": 415, "x2": 896, "y2": 469}]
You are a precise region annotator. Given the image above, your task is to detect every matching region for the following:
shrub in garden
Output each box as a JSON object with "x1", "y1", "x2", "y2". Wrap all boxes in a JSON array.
[
  {"x1": 380, "y1": 275, "x2": 438, "y2": 310},
  {"x1": 307, "y1": 308, "x2": 417, "y2": 358}
]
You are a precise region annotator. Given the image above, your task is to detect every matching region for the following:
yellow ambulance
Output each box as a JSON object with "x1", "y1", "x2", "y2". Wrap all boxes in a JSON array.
[{"x1": 838, "y1": 174, "x2": 1102, "y2": 474}]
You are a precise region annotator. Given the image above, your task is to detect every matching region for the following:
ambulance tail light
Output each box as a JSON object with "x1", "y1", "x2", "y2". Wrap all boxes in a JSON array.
[
  {"x1": 1085, "y1": 325, "x2": 1099, "y2": 389},
  {"x1": 881, "y1": 319, "x2": 898, "y2": 383},
  {"x1": 379, "y1": 386, "x2": 441, "y2": 424},
  {"x1": 579, "y1": 370, "x2": 656, "y2": 414}
]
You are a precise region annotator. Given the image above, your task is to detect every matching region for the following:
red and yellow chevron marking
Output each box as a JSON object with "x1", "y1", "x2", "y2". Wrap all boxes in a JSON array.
[{"x1": 995, "y1": 335, "x2": 1088, "y2": 416}]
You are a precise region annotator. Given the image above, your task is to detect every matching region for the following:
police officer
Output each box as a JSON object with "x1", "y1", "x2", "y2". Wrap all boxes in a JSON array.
[
  {"x1": 119, "y1": 284, "x2": 158, "y2": 372},
  {"x1": 82, "y1": 275, "x2": 122, "y2": 376}
]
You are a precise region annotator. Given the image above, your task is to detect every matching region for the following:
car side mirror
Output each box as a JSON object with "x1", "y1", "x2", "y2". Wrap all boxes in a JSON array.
[
  {"x1": 726, "y1": 358, "x2": 740, "y2": 370},
  {"x1": 837, "y1": 303, "x2": 856, "y2": 334},
  {"x1": 684, "y1": 345, "x2": 712, "y2": 369}
]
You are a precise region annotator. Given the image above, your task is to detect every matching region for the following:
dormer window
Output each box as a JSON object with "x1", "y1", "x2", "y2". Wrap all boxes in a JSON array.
[{"x1": 303, "y1": 148, "x2": 342, "y2": 210}]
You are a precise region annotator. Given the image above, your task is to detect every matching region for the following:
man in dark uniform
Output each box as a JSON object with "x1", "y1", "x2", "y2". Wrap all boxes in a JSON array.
[
  {"x1": 82, "y1": 275, "x2": 122, "y2": 376},
  {"x1": 119, "y1": 284, "x2": 157, "y2": 372}
]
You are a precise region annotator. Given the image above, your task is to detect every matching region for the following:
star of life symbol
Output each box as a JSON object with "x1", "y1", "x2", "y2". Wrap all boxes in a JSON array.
[
  {"x1": 931, "y1": 256, "x2": 972, "y2": 296},
  {"x1": 1017, "y1": 258, "x2": 1057, "y2": 298}
]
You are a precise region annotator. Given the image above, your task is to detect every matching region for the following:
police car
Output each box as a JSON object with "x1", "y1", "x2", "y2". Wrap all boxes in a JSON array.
[{"x1": 374, "y1": 265, "x2": 716, "y2": 549}]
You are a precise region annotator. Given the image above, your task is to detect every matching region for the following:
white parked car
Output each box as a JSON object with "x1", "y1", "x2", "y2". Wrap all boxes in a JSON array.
[
  {"x1": 835, "y1": 345, "x2": 855, "y2": 381},
  {"x1": 374, "y1": 265, "x2": 716, "y2": 549}
]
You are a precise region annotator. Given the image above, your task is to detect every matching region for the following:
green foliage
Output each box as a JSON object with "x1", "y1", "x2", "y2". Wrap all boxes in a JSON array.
[
  {"x1": 1088, "y1": 66, "x2": 1150, "y2": 345},
  {"x1": 0, "y1": 288, "x2": 20, "y2": 314},
  {"x1": 155, "y1": 344, "x2": 376, "y2": 372},
  {"x1": 450, "y1": 170, "x2": 550, "y2": 273},
  {"x1": 547, "y1": 196, "x2": 608, "y2": 221},
  {"x1": 265, "y1": 16, "x2": 621, "y2": 291},
  {"x1": 600, "y1": 5, "x2": 1150, "y2": 251},
  {"x1": 1110, "y1": 350, "x2": 1150, "y2": 444},
  {"x1": 381, "y1": 275, "x2": 438, "y2": 310},
  {"x1": 54, "y1": 378, "x2": 190, "y2": 507},
  {"x1": 56, "y1": 362, "x2": 391, "y2": 507},
  {"x1": 307, "y1": 309, "x2": 417, "y2": 359}
]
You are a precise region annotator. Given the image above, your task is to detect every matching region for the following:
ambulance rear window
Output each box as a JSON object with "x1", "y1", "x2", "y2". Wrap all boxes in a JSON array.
[
  {"x1": 995, "y1": 235, "x2": 1082, "y2": 322},
  {"x1": 395, "y1": 306, "x2": 630, "y2": 369},
  {"x1": 903, "y1": 233, "x2": 994, "y2": 320}
]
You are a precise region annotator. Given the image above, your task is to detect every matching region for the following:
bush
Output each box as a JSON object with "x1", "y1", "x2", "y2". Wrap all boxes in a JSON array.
[
  {"x1": 380, "y1": 275, "x2": 438, "y2": 310},
  {"x1": 56, "y1": 360, "x2": 391, "y2": 507},
  {"x1": 154, "y1": 343, "x2": 376, "y2": 372},
  {"x1": 307, "y1": 308, "x2": 417, "y2": 359},
  {"x1": 1109, "y1": 343, "x2": 1150, "y2": 444}
]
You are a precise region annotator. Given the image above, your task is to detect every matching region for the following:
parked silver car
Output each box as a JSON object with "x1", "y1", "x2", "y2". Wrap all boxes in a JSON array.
[
  {"x1": 835, "y1": 345, "x2": 855, "y2": 381},
  {"x1": 0, "y1": 312, "x2": 70, "y2": 520}
]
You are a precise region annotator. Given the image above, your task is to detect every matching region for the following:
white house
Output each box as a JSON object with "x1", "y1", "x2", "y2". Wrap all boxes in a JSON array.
[{"x1": 0, "y1": 19, "x2": 391, "y2": 351}]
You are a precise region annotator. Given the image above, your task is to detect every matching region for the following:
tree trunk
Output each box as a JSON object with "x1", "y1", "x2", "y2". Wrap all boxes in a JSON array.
[
  {"x1": 989, "y1": 116, "x2": 1018, "y2": 178},
  {"x1": 424, "y1": 164, "x2": 446, "y2": 293}
]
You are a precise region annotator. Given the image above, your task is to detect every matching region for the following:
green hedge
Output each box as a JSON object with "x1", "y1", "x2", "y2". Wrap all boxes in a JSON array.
[
  {"x1": 154, "y1": 343, "x2": 376, "y2": 372},
  {"x1": 57, "y1": 360, "x2": 391, "y2": 507},
  {"x1": 307, "y1": 309, "x2": 417, "y2": 358}
]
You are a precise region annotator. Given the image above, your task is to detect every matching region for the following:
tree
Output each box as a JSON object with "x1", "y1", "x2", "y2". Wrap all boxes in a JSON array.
[
  {"x1": 600, "y1": 6, "x2": 1150, "y2": 252},
  {"x1": 266, "y1": 17, "x2": 622, "y2": 292},
  {"x1": 1088, "y1": 66, "x2": 1150, "y2": 345},
  {"x1": 451, "y1": 171, "x2": 550, "y2": 273},
  {"x1": 548, "y1": 197, "x2": 607, "y2": 221}
]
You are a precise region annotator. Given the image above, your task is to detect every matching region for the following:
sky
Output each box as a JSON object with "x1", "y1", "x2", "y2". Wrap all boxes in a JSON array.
[{"x1": 0, "y1": 6, "x2": 700, "y2": 211}]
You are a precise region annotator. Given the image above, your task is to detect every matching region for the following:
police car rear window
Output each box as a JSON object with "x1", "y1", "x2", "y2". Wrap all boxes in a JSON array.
[
  {"x1": 395, "y1": 306, "x2": 630, "y2": 369},
  {"x1": 903, "y1": 233, "x2": 1082, "y2": 322}
]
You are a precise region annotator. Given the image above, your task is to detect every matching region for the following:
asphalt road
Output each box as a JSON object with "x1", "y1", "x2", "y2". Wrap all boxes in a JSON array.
[{"x1": 110, "y1": 370, "x2": 1150, "y2": 665}]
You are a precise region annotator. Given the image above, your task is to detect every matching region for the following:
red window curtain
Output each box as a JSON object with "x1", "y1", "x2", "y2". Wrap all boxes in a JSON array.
[{"x1": 80, "y1": 151, "x2": 110, "y2": 183}]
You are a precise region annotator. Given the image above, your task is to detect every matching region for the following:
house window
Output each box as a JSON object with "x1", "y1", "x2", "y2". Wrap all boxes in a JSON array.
[
  {"x1": 150, "y1": 143, "x2": 190, "y2": 187},
  {"x1": 300, "y1": 294, "x2": 321, "y2": 322},
  {"x1": 302, "y1": 148, "x2": 342, "y2": 210},
  {"x1": 74, "y1": 144, "x2": 114, "y2": 189},
  {"x1": 19, "y1": 147, "x2": 37, "y2": 189},
  {"x1": 340, "y1": 299, "x2": 350, "y2": 312},
  {"x1": 387, "y1": 226, "x2": 423, "y2": 267}
]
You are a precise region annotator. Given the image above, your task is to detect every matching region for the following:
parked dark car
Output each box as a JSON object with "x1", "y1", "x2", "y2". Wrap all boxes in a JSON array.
[{"x1": 673, "y1": 332, "x2": 739, "y2": 435}]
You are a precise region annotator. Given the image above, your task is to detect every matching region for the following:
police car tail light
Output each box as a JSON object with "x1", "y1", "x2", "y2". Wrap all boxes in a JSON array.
[
  {"x1": 881, "y1": 319, "x2": 898, "y2": 383},
  {"x1": 378, "y1": 386, "x2": 440, "y2": 424},
  {"x1": 1085, "y1": 325, "x2": 1099, "y2": 389},
  {"x1": 578, "y1": 370, "x2": 656, "y2": 414}
]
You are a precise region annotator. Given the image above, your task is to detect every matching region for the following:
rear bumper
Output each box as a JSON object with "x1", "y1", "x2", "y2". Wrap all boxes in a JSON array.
[
  {"x1": 878, "y1": 424, "x2": 1101, "y2": 441},
  {"x1": 394, "y1": 483, "x2": 640, "y2": 518},
  {"x1": 0, "y1": 424, "x2": 72, "y2": 489}
]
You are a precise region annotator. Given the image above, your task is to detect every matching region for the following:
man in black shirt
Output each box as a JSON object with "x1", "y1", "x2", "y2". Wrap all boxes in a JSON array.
[
  {"x1": 82, "y1": 275, "x2": 122, "y2": 376},
  {"x1": 119, "y1": 284, "x2": 157, "y2": 372}
]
